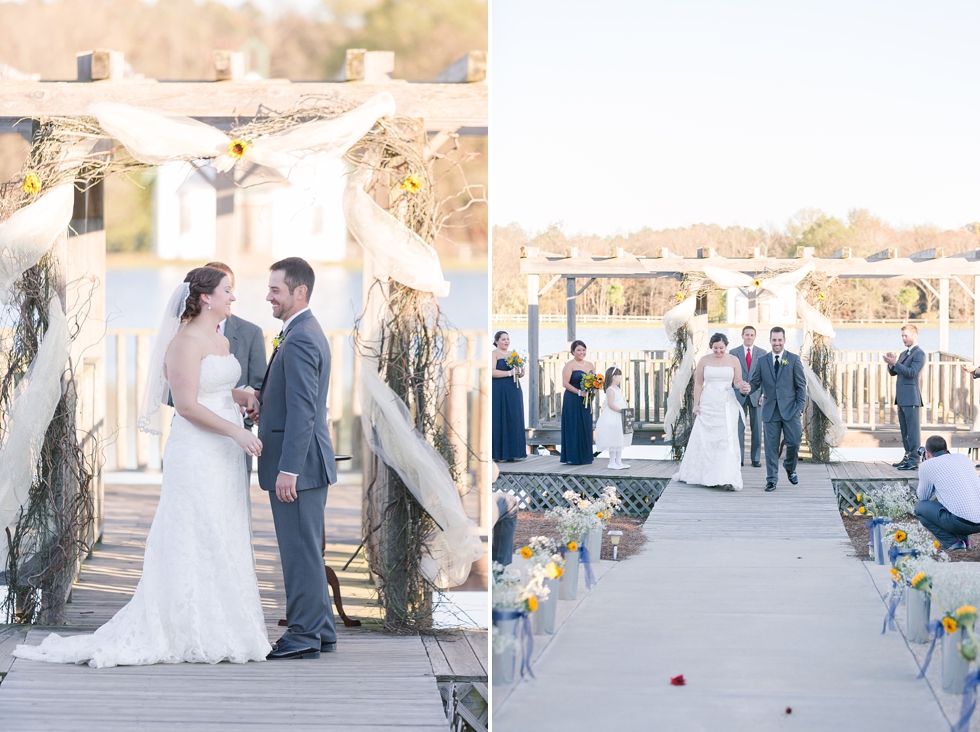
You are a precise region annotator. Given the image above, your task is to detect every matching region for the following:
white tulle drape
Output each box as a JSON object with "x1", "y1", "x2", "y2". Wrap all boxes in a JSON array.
[
  {"x1": 358, "y1": 349, "x2": 483, "y2": 588},
  {"x1": 0, "y1": 184, "x2": 74, "y2": 304},
  {"x1": 88, "y1": 92, "x2": 397, "y2": 173},
  {"x1": 0, "y1": 296, "x2": 69, "y2": 570},
  {"x1": 758, "y1": 262, "x2": 814, "y2": 295},
  {"x1": 701, "y1": 266, "x2": 753, "y2": 290},
  {"x1": 798, "y1": 293, "x2": 848, "y2": 446},
  {"x1": 343, "y1": 167, "x2": 451, "y2": 298}
]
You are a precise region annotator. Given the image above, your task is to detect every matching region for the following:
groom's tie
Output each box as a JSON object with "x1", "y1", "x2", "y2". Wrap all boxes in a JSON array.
[{"x1": 774, "y1": 354, "x2": 780, "y2": 375}]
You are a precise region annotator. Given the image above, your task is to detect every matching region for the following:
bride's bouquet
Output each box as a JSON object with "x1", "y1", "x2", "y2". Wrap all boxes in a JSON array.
[
  {"x1": 505, "y1": 350, "x2": 526, "y2": 383},
  {"x1": 580, "y1": 372, "x2": 604, "y2": 409}
]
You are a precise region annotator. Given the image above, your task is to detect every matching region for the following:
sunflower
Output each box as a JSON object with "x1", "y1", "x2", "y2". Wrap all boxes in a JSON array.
[
  {"x1": 526, "y1": 595, "x2": 538, "y2": 613},
  {"x1": 817, "y1": 292, "x2": 827, "y2": 300},
  {"x1": 935, "y1": 540, "x2": 941, "y2": 550},
  {"x1": 519, "y1": 546, "x2": 533, "y2": 560},
  {"x1": 545, "y1": 562, "x2": 562, "y2": 580},
  {"x1": 893, "y1": 530, "x2": 907, "y2": 543},
  {"x1": 911, "y1": 572, "x2": 930, "y2": 590},
  {"x1": 567, "y1": 541, "x2": 578, "y2": 552},
  {"x1": 957, "y1": 606, "x2": 977, "y2": 627},
  {"x1": 676, "y1": 293, "x2": 685, "y2": 302},
  {"x1": 752, "y1": 278, "x2": 762, "y2": 288},
  {"x1": 227, "y1": 139, "x2": 251, "y2": 159},
  {"x1": 858, "y1": 506, "x2": 866, "y2": 514},
  {"x1": 890, "y1": 567, "x2": 901, "y2": 583},
  {"x1": 855, "y1": 493, "x2": 862, "y2": 502},
  {"x1": 943, "y1": 616, "x2": 959, "y2": 634},
  {"x1": 400, "y1": 175, "x2": 423, "y2": 194},
  {"x1": 21, "y1": 172, "x2": 41, "y2": 196}
]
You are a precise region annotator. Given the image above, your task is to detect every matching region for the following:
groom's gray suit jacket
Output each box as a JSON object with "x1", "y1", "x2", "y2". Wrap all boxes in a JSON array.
[
  {"x1": 257, "y1": 309, "x2": 336, "y2": 491},
  {"x1": 749, "y1": 350, "x2": 807, "y2": 422}
]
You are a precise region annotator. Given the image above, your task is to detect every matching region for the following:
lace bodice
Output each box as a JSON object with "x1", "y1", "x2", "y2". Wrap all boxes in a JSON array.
[
  {"x1": 703, "y1": 365, "x2": 734, "y2": 384},
  {"x1": 199, "y1": 354, "x2": 241, "y2": 398}
]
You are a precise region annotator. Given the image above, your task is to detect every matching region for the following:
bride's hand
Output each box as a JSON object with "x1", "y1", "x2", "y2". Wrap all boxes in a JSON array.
[
  {"x1": 234, "y1": 429, "x2": 263, "y2": 457},
  {"x1": 244, "y1": 393, "x2": 260, "y2": 423},
  {"x1": 693, "y1": 404, "x2": 700, "y2": 417}
]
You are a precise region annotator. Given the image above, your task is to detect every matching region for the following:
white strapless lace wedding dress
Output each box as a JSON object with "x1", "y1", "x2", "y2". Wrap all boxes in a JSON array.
[
  {"x1": 676, "y1": 365, "x2": 744, "y2": 490},
  {"x1": 13, "y1": 354, "x2": 271, "y2": 668}
]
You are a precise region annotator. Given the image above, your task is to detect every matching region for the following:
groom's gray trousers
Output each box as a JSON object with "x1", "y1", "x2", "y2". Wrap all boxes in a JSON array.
[
  {"x1": 269, "y1": 485, "x2": 336, "y2": 649},
  {"x1": 764, "y1": 407, "x2": 802, "y2": 484}
]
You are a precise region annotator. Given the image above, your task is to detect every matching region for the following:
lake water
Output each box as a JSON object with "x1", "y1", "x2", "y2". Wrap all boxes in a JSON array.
[
  {"x1": 107, "y1": 266, "x2": 488, "y2": 333},
  {"x1": 496, "y1": 323, "x2": 975, "y2": 359}
]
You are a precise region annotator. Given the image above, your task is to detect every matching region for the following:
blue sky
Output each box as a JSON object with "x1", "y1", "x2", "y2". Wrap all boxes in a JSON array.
[{"x1": 492, "y1": 0, "x2": 980, "y2": 235}]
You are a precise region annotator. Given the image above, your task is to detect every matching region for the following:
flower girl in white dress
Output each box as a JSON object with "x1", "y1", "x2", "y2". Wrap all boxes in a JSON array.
[{"x1": 595, "y1": 366, "x2": 631, "y2": 470}]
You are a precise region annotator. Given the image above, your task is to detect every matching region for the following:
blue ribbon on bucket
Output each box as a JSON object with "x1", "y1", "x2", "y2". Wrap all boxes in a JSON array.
[
  {"x1": 492, "y1": 609, "x2": 535, "y2": 679},
  {"x1": 866, "y1": 517, "x2": 892, "y2": 564},
  {"x1": 956, "y1": 669, "x2": 980, "y2": 732},
  {"x1": 581, "y1": 544, "x2": 596, "y2": 590},
  {"x1": 882, "y1": 590, "x2": 902, "y2": 634},
  {"x1": 918, "y1": 619, "x2": 946, "y2": 678}
]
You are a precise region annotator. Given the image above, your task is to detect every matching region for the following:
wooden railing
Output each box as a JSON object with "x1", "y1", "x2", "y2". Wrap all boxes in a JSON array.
[
  {"x1": 107, "y1": 329, "x2": 489, "y2": 488},
  {"x1": 536, "y1": 349, "x2": 977, "y2": 429}
]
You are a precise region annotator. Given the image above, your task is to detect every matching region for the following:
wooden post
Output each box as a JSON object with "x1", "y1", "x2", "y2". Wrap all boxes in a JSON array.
[
  {"x1": 476, "y1": 365, "x2": 489, "y2": 532},
  {"x1": 213, "y1": 173, "x2": 239, "y2": 264},
  {"x1": 135, "y1": 334, "x2": 150, "y2": 468},
  {"x1": 115, "y1": 335, "x2": 127, "y2": 471},
  {"x1": 213, "y1": 50, "x2": 245, "y2": 82},
  {"x1": 76, "y1": 50, "x2": 125, "y2": 82},
  {"x1": 448, "y1": 363, "x2": 469, "y2": 488},
  {"x1": 566, "y1": 277, "x2": 576, "y2": 346},
  {"x1": 68, "y1": 174, "x2": 106, "y2": 543},
  {"x1": 527, "y1": 273, "x2": 540, "y2": 429},
  {"x1": 343, "y1": 49, "x2": 395, "y2": 83},
  {"x1": 330, "y1": 334, "x2": 344, "y2": 452},
  {"x1": 940, "y1": 278, "x2": 950, "y2": 353},
  {"x1": 973, "y1": 275, "x2": 980, "y2": 430}
]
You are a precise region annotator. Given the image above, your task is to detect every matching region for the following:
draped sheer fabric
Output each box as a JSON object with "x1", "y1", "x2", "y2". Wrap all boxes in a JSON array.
[
  {"x1": 138, "y1": 282, "x2": 191, "y2": 436},
  {"x1": 0, "y1": 295, "x2": 69, "y2": 570}
]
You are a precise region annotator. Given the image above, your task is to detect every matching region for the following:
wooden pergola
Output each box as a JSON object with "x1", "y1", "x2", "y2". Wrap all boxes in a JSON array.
[
  {"x1": 0, "y1": 46, "x2": 487, "y2": 541},
  {"x1": 520, "y1": 244, "x2": 980, "y2": 431}
]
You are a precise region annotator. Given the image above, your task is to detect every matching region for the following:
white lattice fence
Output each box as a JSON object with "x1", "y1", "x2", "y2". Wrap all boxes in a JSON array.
[
  {"x1": 832, "y1": 478, "x2": 916, "y2": 516},
  {"x1": 494, "y1": 473, "x2": 668, "y2": 518}
]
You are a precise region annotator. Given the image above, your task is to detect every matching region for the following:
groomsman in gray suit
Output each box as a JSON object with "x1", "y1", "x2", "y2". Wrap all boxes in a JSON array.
[
  {"x1": 749, "y1": 326, "x2": 808, "y2": 492},
  {"x1": 730, "y1": 325, "x2": 765, "y2": 468},
  {"x1": 258, "y1": 257, "x2": 337, "y2": 660},
  {"x1": 885, "y1": 324, "x2": 925, "y2": 471}
]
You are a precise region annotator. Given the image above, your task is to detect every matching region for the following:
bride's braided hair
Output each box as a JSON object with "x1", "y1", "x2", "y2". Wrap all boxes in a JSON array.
[{"x1": 180, "y1": 266, "x2": 227, "y2": 322}]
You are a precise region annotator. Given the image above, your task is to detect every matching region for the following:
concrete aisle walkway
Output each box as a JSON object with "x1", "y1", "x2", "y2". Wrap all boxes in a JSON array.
[{"x1": 494, "y1": 462, "x2": 950, "y2": 731}]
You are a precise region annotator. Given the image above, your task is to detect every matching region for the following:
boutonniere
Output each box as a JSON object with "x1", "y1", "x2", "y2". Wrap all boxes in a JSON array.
[
  {"x1": 780, "y1": 358, "x2": 788, "y2": 366},
  {"x1": 272, "y1": 332, "x2": 285, "y2": 352}
]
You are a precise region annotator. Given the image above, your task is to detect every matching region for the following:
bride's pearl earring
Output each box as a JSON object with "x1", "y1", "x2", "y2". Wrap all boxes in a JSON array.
[{"x1": 207, "y1": 304, "x2": 211, "y2": 310}]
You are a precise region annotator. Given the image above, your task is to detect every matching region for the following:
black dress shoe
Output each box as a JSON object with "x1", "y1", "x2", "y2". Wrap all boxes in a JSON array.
[
  {"x1": 752, "y1": 461, "x2": 762, "y2": 468},
  {"x1": 765, "y1": 482, "x2": 776, "y2": 492},
  {"x1": 892, "y1": 458, "x2": 909, "y2": 468},
  {"x1": 267, "y1": 638, "x2": 320, "y2": 660},
  {"x1": 787, "y1": 471, "x2": 799, "y2": 485},
  {"x1": 898, "y1": 463, "x2": 918, "y2": 471},
  {"x1": 321, "y1": 641, "x2": 337, "y2": 652}
]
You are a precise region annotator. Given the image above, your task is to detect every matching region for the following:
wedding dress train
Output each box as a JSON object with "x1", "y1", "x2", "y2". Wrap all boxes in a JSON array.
[
  {"x1": 677, "y1": 365, "x2": 744, "y2": 490},
  {"x1": 13, "y1": 354, "x2": 270, "y2": 668}
]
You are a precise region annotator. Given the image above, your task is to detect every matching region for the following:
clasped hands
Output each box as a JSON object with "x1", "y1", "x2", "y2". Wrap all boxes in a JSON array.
[
  {"x1": 738, "y1": 382, "x2": 751, "y2": 395},
  {"x1": 883, "y1": 352, "x2": 898, "y2": 366}
]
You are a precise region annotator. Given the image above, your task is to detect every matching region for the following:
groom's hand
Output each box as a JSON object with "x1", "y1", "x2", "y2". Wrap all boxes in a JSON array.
[{"x1": 276, "y1": 472, "x2": 298, "y2": 503}]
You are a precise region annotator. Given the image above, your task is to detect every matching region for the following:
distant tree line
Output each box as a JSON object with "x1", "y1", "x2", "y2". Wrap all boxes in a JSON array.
[{"x1": 493, "y1": 210, "x2": 980, "y2": 322}]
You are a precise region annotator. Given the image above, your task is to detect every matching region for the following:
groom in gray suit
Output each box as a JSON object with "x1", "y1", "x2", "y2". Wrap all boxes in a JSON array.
[
  {"x1": 730, "y1": 325, "x2": 765, "y2": 468},
  {"x1": 258, "y1": 257, "x2": 337, "y2": 660},
  {"x1": 749, "y1": 326, "x2": 808, "y2": 492}
]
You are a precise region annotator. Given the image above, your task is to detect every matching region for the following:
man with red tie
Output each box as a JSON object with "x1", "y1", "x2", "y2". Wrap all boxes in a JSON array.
[{"x1": 730, "y1": 325, "x2": 766, "y2": 468}]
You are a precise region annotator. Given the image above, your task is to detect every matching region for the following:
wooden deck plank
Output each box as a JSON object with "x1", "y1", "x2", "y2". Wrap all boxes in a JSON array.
[{"x1": 0, "y1": 476, "x2": 452, "y2": 730}]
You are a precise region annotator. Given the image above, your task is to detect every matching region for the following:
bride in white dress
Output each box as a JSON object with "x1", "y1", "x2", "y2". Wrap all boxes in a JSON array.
[
  {"x1": 677, "y1": 333, "x2": 751, "y2": 491},
  {"x1": 13, "y1": 267, "x2": 271, "y2": 668}
]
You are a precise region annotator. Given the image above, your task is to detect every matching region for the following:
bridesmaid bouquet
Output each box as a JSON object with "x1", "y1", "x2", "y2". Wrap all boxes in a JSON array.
[
  {"x1": 580, "y1": 372, "x2": 604, "y2": 409},
  {"x1": 505, "y1": 350, "x2": 527, "y2": 383}
]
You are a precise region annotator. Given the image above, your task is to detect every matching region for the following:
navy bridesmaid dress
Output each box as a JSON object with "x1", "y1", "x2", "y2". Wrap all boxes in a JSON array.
[
  {"x1": 560, "y1": 370, "x2": 594, "y2": 465},
  {"x1": 492, "y1": 358, "x2": 527, "y2": 461}
]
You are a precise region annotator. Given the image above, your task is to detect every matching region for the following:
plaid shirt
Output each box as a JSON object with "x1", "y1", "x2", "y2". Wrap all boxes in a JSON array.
[{"x1": 917, "y1": 452, "x2": 980, "y2": 523}]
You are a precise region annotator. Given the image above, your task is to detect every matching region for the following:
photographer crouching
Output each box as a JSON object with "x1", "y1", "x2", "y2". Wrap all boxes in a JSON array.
[{"x1": 914, "y1": 435, "x2": 980, "y2": 550}]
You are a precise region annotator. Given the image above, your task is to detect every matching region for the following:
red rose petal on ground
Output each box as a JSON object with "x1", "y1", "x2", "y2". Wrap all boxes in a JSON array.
[
  {"x1": 670, "y1": 674, "x2": 686, "y2": 686},
  {"x1": 785, "y1": 707, "x2": 792, "y2": 714}
]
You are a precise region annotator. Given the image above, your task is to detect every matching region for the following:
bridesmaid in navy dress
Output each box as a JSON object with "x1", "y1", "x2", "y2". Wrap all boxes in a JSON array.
[
  {"x1": 560, "y1": 340, "x2": 595, "y2": 465},
  {"x1": 492, "y1": 331, "x2": 527, "y2": 461}
]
